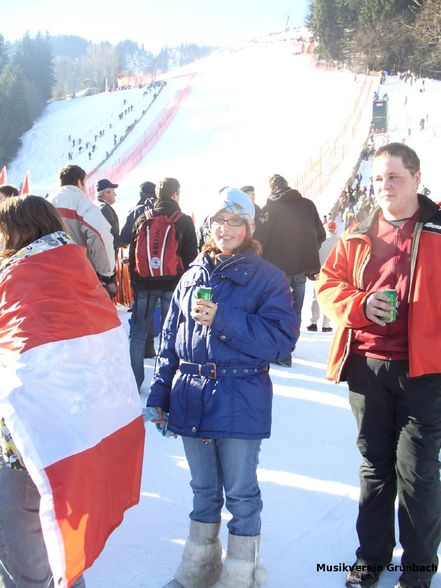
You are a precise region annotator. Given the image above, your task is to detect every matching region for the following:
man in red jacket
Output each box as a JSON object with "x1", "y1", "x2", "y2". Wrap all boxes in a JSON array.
[{"x1": 318, "y1": 143, "x2": 441, "y2": 588}]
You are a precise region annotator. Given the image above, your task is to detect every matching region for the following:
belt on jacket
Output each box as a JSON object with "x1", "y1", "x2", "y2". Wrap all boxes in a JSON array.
[{"x1": 178, "y1": 361, "x2": 269, "y2": 380}]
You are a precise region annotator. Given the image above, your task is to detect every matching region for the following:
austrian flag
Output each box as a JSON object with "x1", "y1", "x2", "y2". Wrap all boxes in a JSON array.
[{"x1": 0, "y1": 235, "x2": 145, "y2": 587}]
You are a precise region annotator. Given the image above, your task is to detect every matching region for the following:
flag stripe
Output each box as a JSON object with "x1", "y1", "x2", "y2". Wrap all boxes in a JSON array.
[
  {"x1": 43, "y1": 417, "x2": 145, "y2": 586},
  {"x1": 2, "y1": 326, "x2": 141, "y2": 468},
  {"x1": 0, "y1": 244, "x2": 120, "y2": 354},
  {"x1": 21, "y1": 170, "x2": 30, "y2": 194}
]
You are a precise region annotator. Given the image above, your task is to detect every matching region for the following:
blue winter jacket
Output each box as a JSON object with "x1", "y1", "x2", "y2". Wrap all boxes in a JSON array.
[{"x1": 147, "y1": 250, "x2": 298, "y2": 439}]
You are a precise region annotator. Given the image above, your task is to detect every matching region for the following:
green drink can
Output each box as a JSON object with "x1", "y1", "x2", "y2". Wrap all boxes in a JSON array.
[
  {"x1": 382, "y1": 289, "x2": 398, "y2": 322},
  {"x1": 195, "y1": 286, "x2": 213, "y2": 301}
]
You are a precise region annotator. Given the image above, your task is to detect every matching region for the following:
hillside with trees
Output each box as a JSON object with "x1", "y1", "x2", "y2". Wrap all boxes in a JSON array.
[
  {"x1": 0, "y1": 33, "x2": 53, "y2": 167},
  {"x1": 307, "y1": 0, "x2": 441, "y2": 78},
  {"x1": 46, "y1": 35, "x2": 214, "y2": 99},
  {"x1": 0, "y1": 32, "x2": 214, "y2": 166}
]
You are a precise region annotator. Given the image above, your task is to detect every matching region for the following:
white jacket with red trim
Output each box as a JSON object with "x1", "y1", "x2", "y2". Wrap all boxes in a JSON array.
[{"x1": 49, "y1": 186, "x2": 115, "y2": 277}]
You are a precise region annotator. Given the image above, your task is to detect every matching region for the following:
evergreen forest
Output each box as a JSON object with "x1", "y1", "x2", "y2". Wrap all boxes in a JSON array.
[
  {"x1": 1, "y1": 1, "x2": 440, "y2": 166},
  {"x1": 307, "y1": 0, "x2": 441, "y2": 76},
  {"x1": 0, "y1": 32, "x2": 213, "y2": 166}
]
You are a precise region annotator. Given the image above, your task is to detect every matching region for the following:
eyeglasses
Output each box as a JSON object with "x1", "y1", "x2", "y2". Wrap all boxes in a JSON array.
[{"x1": 211, "y1": 216, "x2": 245, "y2": 227}]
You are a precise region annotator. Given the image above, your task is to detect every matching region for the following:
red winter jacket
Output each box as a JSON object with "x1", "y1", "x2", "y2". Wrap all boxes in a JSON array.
[{"x1": 317, "y1": 195, "x2": 441, "y2": 382}]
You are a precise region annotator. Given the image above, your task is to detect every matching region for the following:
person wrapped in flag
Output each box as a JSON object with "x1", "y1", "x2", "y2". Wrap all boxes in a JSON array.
[{"x1": 0, "y1": 196, "x2": 145, "y2": 587}]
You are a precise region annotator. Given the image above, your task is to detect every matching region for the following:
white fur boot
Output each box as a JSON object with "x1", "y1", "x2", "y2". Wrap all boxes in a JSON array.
[
  {"x1": 213, "y1": 533, "x2": 267, "y2": 588},
  {"x1": 164, "y1": 521, "x2": 222, "y2": 588}
]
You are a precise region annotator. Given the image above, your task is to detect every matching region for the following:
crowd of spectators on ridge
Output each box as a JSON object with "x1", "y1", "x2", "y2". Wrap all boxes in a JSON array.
[{"x1": 64, "y1": 81, "x2": 167, "y2": 172}]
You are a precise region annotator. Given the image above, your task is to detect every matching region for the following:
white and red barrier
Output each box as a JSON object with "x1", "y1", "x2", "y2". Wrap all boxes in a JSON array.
[
  {"x1": 84, "y1": 74, "x2": 197, "y2": 198},
  {"x1": 290, "y1": 73, "x2": 378, "y2": 206}
]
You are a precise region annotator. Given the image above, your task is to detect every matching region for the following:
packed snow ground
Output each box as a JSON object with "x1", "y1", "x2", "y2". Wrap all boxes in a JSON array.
[{"x1": 7, "y1": 35, "x2": 441, "y2": 588}]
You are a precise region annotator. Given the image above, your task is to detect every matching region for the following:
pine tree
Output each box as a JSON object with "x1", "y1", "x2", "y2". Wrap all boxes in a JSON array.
[
  {"x1": 411, "y1": 0, "x2": 441, "y2": 76},
  {"x1": 0, "y1": 66, "x2": 29, "y2": 164},
  {"x1": 0, "y1": 34, "x2": 9, "y2": 73},
  {"x1": 307, "y1": 0, "x2": 428, "y2": 73},
  {"x1": 13, "y1": 32, "x2": 54, "y2": 116}
]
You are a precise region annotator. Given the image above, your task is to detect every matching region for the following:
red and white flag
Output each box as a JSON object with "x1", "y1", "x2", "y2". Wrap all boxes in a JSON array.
[
  {"x1": 0, "y1": 165, "x2": 6, "y2": 184},
  {"x1": 0, "y1": 235, "x2": 145, "y2": 587},
  {"x1": 20, "y1": 170, "x2": 30, "y2": 194}
]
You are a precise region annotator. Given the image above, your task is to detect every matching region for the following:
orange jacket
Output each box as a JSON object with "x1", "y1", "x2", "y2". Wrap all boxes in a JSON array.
[{"x1": 317, "y1": 195, "x2": 441, "y2": 382}]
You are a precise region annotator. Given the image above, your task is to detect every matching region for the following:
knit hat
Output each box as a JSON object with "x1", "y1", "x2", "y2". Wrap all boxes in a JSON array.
[
  {"x1": 209, "y1": 188, "x2": 255, "y2": 232},
  {"x1": 326, "y1": 220, "x2": 337, "y2": 232}
]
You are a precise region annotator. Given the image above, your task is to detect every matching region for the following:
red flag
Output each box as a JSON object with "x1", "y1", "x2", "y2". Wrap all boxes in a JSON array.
[
  {"x1": 21, "y1": 171, "x2": 30, "y2": 194},
  {"x1": 0, "y1": 166, "x2": 6, "y2": 184},
  {"x1": 0, "y1": 239, "x2": 144, "y2": 586}
]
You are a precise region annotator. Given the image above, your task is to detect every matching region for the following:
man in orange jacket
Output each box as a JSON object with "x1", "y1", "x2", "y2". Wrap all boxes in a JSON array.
[{"x1": 317, "y1": 143, "x2": 441, "y2": 588}]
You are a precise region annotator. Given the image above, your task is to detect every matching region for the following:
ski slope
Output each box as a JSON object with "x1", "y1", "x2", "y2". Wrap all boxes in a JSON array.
[
  {"x1": 9, "y1": 37, "x2": 377, "y2": 225},
  {"x1": 6, "y1": 34, "x2": 441, "y2": 588}
]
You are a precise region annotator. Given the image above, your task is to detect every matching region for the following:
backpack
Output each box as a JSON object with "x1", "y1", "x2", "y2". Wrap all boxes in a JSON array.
[{"x1": 134, "y1": 210, "x2": 184, "y2": 278}]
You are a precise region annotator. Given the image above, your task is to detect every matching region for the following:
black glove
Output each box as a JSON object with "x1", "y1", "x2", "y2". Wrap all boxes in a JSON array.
[
  {"x1": 307, "y1": 272, "x2": 320, "y2": 281},
  {"x1": 98, "y1": 273, "x2": 117, "y2": 299}
]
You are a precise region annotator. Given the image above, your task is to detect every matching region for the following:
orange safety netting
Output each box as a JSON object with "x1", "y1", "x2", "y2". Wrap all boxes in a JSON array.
[
  {"x1": 114, "y1": 251, "x2": 133, "y2": 308},
  {"x1": 290, "y1": 73, "x2": 378, "y2": 205},
  {"x1": 84, "y1": 74, "x2": 197, "y2": 199}
]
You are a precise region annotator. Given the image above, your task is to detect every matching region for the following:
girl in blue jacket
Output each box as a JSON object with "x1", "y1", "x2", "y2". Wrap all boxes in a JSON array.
[{"x1": 147, "y1": 188, "x2": 298, "y2": 588}]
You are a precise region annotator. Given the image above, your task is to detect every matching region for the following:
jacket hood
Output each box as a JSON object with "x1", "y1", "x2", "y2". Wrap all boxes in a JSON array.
[
  {"x1": 153, "y1": 198, "x2": 181, "y2": 216},
  {"x1": 269, "y1": 187, "x2": 302, "y2": 203},
  {"x1": 54, "y1": 185, "x2": 84, "y2": 199},
  {"x1": 137, "y1": 194, "x2": 156, "y2": 206}
]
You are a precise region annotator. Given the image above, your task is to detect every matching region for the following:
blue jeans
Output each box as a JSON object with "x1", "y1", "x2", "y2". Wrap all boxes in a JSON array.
[
  {"x1": 129, "y1": 289, "x2": 173, "y2": 389},
  {"x1": 288, "y1": 272, "x2": 306, "y2": 329},
  {"x1": 276, "y1": 272, "x2": 304, "y2": 363},
  {"x1": 182, "y1": 437, "x2": 263, "y2": 536},
  {"x1": 0, "y1": 454, "x2": 85, "y2": 588}
]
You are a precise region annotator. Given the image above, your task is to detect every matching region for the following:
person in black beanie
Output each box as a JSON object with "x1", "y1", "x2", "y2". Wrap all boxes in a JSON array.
[{"x1": 120, "y1": 181, "x2": 157, "y2": 246}]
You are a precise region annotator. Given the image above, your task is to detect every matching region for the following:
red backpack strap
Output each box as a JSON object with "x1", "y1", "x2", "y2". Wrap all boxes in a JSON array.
[{"x1": 169, "y1": 211, "x2": 183, "y2": 223}]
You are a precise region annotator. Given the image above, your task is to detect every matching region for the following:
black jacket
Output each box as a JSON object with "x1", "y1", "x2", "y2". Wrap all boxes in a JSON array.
[
  {"x1": 97, "y1": 199, "x2": 122, "y2": 252},
  {"x1": 120, "y1": 193, "x2": 157, "y2": 246},
  {"x1": 129, "y1": 198, "x2": 198, "y2": 291},
  {"x1": 120, "y1": 203, "x2": 146, "y2": 247},
  {"x1": 254, "y1": 188, "x2": 326, "y2": 276}
]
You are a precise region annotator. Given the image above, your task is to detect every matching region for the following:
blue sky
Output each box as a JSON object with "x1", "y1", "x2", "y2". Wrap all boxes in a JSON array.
[{"x1": 1, "y1": 0, "x2": 310, "y2": 51}]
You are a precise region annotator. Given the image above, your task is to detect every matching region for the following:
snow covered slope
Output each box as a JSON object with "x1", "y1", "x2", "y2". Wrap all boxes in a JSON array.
[
  {"x1": 6, "y1": 34, "x2": 441, "y2": 588},
  {"x1": 9, "y1": 37, "x2": 377, "y2": 224}
]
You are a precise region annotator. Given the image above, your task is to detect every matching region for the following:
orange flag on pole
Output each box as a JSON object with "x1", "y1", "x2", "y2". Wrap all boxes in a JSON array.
[
  {"x1": 0, "y1": 166, "x2": 6, "y2": 184},
  {"x1": 21, "y1": 171, "x2": 30, "y2": 194}
]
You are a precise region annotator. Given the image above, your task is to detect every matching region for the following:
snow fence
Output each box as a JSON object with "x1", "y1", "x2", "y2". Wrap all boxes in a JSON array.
[
  {"x1": 291, "y1": 72, "x2": 379, "y2": 209},
  {"x1": 84, "y1": 74, "x2": 197, "y2": 198}
]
